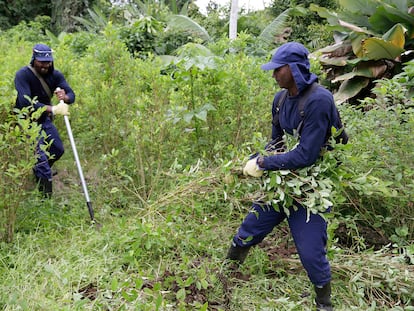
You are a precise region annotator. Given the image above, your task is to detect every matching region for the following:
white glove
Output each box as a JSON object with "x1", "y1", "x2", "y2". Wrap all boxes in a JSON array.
[
  {"x1": 52, "y1": 101, "x2": 70, "y2": 116},
  {"x1": 243, "y1": 158, "x2": 263, "y2": 177}
]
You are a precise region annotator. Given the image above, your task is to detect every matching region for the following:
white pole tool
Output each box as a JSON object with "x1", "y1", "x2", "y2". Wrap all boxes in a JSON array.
[{"x1": 57, "y1": 88, "x2": 95, "y2": 223}]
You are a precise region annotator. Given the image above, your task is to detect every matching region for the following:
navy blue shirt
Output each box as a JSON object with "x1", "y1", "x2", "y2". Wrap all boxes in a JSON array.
[
  {"x1": 263, "y1": 84, "x2": 342, "y2": 170},
  {"x1": 259, "y1": 48, "x2": 346, "y2": 171},
  {"x1": 14, "y1": 65, "x2": 75, "y2": 121}
]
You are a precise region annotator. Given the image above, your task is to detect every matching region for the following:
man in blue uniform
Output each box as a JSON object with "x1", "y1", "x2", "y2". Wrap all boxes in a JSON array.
[
  {"x1": 14, "y1": 43, "x2": 75, "y2": 197},
  {"x1": 227, "y1": 42, "x2": 347, "y2": 311}
]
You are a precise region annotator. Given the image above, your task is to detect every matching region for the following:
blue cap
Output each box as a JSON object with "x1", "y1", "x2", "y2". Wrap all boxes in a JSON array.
[
  {"x1": 261, "y1": 42, "x2": 310, "y2": 71},
  {"x1": 33, "y1": 44, "x2": 53, "y2": 62}
]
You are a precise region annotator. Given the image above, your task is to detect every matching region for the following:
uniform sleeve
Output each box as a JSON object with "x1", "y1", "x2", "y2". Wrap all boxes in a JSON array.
[{"x1": 262, "y1": 91, "x2": 333, "y2": 170}]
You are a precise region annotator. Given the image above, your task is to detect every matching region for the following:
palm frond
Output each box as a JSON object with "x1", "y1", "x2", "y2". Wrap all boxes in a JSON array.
[
  {"x1": 258, "y1": 9, "x2": 291, "y2": 46},
  {"x1": 167, "y1": 14, "x2": 210, "y2": 42},
  {"x1": 72, "y1": 5, "x2": 108, "y2": 32},
  {"x1": 258, "y1": 7, "x2": 307, "y2": 47}
]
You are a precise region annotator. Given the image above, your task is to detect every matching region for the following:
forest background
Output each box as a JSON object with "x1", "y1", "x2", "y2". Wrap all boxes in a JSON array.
[{"x1": 0, "y1": 0, "x2": 413, "y2": 310}]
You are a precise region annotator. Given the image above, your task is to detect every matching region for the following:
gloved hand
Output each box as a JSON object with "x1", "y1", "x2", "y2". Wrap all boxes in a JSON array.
[
  {"x1": 243, "y1": 157, "x2": 263, "y2": 177},
  {"x1": 52, "y1": 101, "x2": 70, "y2": 116}
]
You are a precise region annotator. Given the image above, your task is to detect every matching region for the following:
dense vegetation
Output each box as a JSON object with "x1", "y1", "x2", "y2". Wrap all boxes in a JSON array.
[{"x1": 1, "y1": 1, "x2": 413, "y2": 310}]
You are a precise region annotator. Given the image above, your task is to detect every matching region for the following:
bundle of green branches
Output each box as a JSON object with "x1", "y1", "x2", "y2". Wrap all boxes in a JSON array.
[
  {"x1": 234, "y1": 130, "x2": 396, "y2": 222},
  {"x1": 246, "y1": 145, "x2": 343, "y2": 222}
]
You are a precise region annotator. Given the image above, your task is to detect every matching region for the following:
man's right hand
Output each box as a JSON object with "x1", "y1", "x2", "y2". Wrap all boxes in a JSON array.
[
  {"x1": 52, "y1": 102, "x2": 70, "y2": 116},
  {"x1": 243, "y1": 157, "x2": 263, "y2": 177}
]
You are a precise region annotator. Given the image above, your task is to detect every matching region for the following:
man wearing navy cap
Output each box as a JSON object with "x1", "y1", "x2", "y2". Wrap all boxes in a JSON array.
[
  {"x1": 226, "y1": 42, "x2": 347, "y2": 311},
  {"x1": 14, "y1": 43, "x2": 76, "y2": 197}
]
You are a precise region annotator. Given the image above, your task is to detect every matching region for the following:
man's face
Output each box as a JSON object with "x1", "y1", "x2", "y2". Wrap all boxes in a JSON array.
[
  {"x1": 272, "y1": 65, "x2": 294, "y2": 89},
  {"x1": 33, "y1": 59, "x2": 52, "y2": 76}
]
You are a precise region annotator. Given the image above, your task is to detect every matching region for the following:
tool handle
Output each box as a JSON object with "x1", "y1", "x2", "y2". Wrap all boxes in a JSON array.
[{"x1": 57, "y1": 88, "x2": 95, "y2": 222}]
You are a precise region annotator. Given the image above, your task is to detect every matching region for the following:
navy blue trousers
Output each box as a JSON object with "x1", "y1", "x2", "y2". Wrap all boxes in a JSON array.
[
  {"x1": 34, "y1": 117, "x2": 64, "y2": 180},
  {"x1": 232, "y1": 202, "x2": 331, "y2": 286}
]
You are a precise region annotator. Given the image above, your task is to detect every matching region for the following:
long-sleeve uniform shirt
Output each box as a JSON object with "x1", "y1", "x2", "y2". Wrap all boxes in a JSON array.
[
  {"x1": 14, "y1": 64, "x2": 76, "y2": 180},
  {"x1": 260, "y1": 65, "x2": 344, "y2": 171},
  {"x1": 14, "y1": 65, "x2": 75, "y2": 122}
]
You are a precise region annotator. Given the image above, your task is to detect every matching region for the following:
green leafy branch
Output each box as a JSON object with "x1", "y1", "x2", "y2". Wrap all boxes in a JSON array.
[
  {"x1": 234, "y1": 133, "x2": 397, "y2": 222},
  {"x1": 256, "y1": 148, "x2": 340, "y2": 222}
]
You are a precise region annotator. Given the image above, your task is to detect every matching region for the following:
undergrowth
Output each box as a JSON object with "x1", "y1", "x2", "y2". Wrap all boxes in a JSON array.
[{"x1": 0, "y1": 165, "x2": 413, "y2": 310}]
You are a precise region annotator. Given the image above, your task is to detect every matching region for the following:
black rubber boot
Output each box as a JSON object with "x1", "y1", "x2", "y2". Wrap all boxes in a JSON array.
[
  {"x1": 315, "y1": 282, "x2": 333, "y2": 311},
  {"x1": 38, "y1": 178, "x2": 52, "y2": 198},
  {"x1": 226, "y1": 241, "x2": 251, "y2": 266}
]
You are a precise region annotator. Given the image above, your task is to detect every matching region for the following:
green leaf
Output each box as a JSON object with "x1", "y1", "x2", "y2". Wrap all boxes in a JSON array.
[
  {"x1": 310, "y1": 4, "x2": 340, "y2": 26},
  {"x1": 276, "y1": 175, "x2": 282, "y2": 185},
  {"x1": 200, "y1": 279, "x2": 209, "y2": 290},
  {"x1": 176, "y1": 288, "x2": 186, "y2": 301},
  {"x1": 111, "y1": 278, "x2": 119, "y2": 292},
  {"x1": 322, "y1": 198, "x2": 333, "y2": 208},
  {"x1": 332, "y1": 68, "x2": 374, "y2": 82},
  {"x1": 332, "y1": 60, "x2": 388, "y2": 82},
  {"x1": 334, "y1": 76, "x2": 370, "y2": 104},
  {"x1": 338, "y1": 0, "x2": 377, "y2": 15},
  {"x1": 360, "y1": 37, "x2": 405, "y2": 60},
  {"x1": 195, "y1": 110, "x2": 207, "y2": 121},
  {"x1": 258, "y1": 8, "x2": 293, "y2": 46},
  {"x1": 382, "y1": 23, "x2": 406, "y2": 48},
  {"x1": 184, "y1": 276, "x2": 193, "y2": 287},
  {"x1": 167, "y1": 15, "x2": 210, "y2": 42},
  {"x1": 183, "y1": 112, "x2": 194, "y2": 123},
  {"x1": 278, "y1": 189, "x2": 285, "y2": 201},
  {"x1": 369, "y1": 4, "x2": 414, "y2": 34}
]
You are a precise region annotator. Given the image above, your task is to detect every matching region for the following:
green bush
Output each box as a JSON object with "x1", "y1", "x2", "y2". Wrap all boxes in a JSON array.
[
  {"x1": 341, "y1": 80, "x2": 414, "y2": 241},
  {"x1": 0, "y1": 107, "x2": 43, "y2": 242}
]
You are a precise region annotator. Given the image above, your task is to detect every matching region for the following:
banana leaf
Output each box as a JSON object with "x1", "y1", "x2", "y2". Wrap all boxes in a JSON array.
[
  {"x1": 257, "y1": 8, "x2": 292, "y2": 46},
  {"x1": 358, "y1": 37, "x2": 405, "y2": 60},
  {"x1": 167, "y1": 15, "x2": 210, "y2": 42},
  {"x1": 369, "y1": 4, "x2": 414, "y2": 35},
  {"x1": 338, "y1": 0, "x2": 377, "y2": 15},
  {"x1": 382, "y1": 23, "x2": 406, "y2": 48},
  {"x1": 332, "y1": 61, "x2": 388, "y2": 82},
  {"x1": 334, "y1": 76, "x2": 370, "y2": 104}
]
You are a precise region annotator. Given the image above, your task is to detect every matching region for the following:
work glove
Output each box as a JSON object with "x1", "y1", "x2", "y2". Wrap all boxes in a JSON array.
[
  {"x1": 52, "y1": 101, "x2": 70, "y2": 116},
  {"x1": 243, "y1": 157, "x2": 263, "y2": 177}
]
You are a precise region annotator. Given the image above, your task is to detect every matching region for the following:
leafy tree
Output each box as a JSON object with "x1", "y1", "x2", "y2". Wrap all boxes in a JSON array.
[
  {"x1": 51, "y1": 0, "x2": 103, "y2": 33},
  {"x1": 164, "y1": 0, "x2": 190, "y2": 13},
  {"x1": 237, "y1": 10, "x2": 275, "y2": 38},
  {"x1": 0, "y1": 0, "x2": 51, "y2": 30},
  {"x1": 191, "y1": 4, "x2": 229, "y2": 40},
  {"x1": 268, "y1": 0, "x2": 338, "y2": 48},
  {"x1": 0, "y1": 0, "x2": 106, "y2": 33}
]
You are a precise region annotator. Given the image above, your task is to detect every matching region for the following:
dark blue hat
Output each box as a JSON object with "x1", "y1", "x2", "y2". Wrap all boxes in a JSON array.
[
  {"x1": 261, "y1": 42, "x2": 310, "y2": 71},
  {"x1": 33, "y1": 44, "x2": 53, "y2": 62}
]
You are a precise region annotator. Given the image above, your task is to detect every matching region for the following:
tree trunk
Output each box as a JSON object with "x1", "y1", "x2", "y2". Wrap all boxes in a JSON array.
[
  {"x1": 51, "y1": 0, "x2": 93, "y2": 33},
  {"x1": 229, "y1": 0, "x2": 238, "y2": 40}
]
